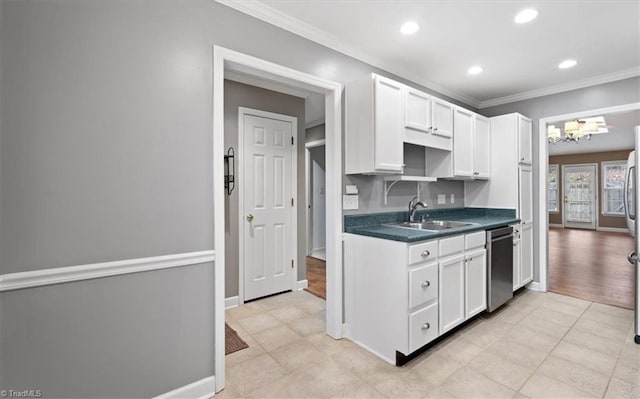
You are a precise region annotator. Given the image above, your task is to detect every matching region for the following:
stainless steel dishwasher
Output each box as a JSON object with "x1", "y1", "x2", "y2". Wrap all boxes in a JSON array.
[{"x1": 486, "y1": 226, "x2": 514, "y2": 312}]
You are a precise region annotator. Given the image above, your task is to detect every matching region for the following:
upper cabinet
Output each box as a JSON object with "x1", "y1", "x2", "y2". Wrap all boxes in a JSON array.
[
  {"x1": 518, "y1": 115, "x2": 532, "y2": 165},
  {"x1": 404, "y1": 88, "x2": 453, "y2": 151},
  {"x1": 345, "y1": 74, "x2": 404, "y2": 174},
  {"x1": 474, "y1": 115, "x2": 491, "y2": 179},
  {"x1": 452, "y1": 107, "x2": 474, "y2": 178}
]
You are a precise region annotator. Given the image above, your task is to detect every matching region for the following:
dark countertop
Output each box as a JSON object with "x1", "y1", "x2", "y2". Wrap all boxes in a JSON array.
[{"x1": 344, "y1": 208, "x2": 520, "y2": 243}]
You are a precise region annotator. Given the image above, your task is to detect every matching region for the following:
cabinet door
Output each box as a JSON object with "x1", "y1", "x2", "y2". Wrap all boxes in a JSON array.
[
  {"x1": 520, "y1": 223, "x2": 533, "y2": 285},
  {"x1": 465, "y1": 249, "x2": 487, "y2": 318},
  {"x1": 474, "y1": 115, "x2": 491, "y2": 179},
  {"x1": 519, "y1": 165, "x2": 533, "y2": 223},
  {"x1": 453, "y1": 108, "x2": 474, "y2": 178},
  {"x1": 405, "y1": 88, "x2": 431, "y2": 133},
  {"x1": 408, "y1": 302, "x2": 439, "y2": 353},
  {"x1": 431, "y1": 98, "x2": 454, "y2": 138},
  {"x1": 518, "y1": 115, "x2": 532, "y2": 165},
  {"x1": 439, "y1": 255, "x2": 465, "y2": 334},
  {"x1": 512, "y1": 227, "x2": 521, "y2": 291},
  {"x1": 374, "y1": 75, "x2": 404, "y2": 173}
]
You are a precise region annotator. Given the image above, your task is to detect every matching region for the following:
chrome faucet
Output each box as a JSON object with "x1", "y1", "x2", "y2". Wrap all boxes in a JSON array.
[{"x1": 408, "y1": 196, "x2": 428, "y2": 222}]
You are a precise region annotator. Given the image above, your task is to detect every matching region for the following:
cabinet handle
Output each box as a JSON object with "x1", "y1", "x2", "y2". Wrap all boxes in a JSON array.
[
  {"x1": 521, "y1": 157, "x2": 525, "y2": 161},
  {"x1": 468, "y1": 257, "x2": 473, "y2": 262},
  {"x1": 421, "y1": 250, "x2": 430, "y2": 258},
  {"x1": 433, "y1": 127, "x2": 438, "y2": 132},
  {"x1": 513, "y1": 243, "x2": 517, "y2": 247},
  {"x1": 421, "y1": 322, "x2": 430, "y2": 331},
  {"x1": 421, "y1": 281, "x2": 431, "y2": 288}
]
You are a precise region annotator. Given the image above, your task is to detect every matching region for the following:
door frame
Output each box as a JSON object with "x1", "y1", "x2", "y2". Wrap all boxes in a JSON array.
[
  {"x1": 305, "y1": 139, "x2": 326, "y2": 256},
  {"x1": 561, "y1": 163, "x2": 598, "y2": 230},
  {"x1": 213, "y1": 46, "x2": 343, "y2": 393},
  {"x1": 537, "y1": 102, "x2": 640, "y2": 293},
  {"x1": 238, "y1": 107, "x2": 298, "y2": 305}
]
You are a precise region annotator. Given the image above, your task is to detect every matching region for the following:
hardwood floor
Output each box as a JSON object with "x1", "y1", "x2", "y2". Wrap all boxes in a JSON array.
[
  {"x1": 549, "y1": 227, "x2": 635, "y2": 309},
  {"x1": 305, "y1": 256, "x2": 326, "y2": 300}
]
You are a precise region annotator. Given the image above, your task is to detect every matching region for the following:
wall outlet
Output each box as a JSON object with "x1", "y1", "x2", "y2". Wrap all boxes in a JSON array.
[
  {"x1": 437, "y1": 194, "x2": 446, "y2": 205},
  {"x1": 450, "y1": 194, "x2": 455, "y2": 204},
  {"x1": 343, "y1": 195, "x2": 359, "y2": 210}
]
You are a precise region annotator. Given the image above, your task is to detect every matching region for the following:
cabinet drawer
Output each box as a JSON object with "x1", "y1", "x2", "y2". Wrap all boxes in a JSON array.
[
  {"x1": 465, "y1": 231, "x2": 486, "y2": 250},
  {"x1": 408, "y1": 302, "x2": 439, "y2": 353},
  {"x1": 439, "y1": 235, "x2": 464, "y2": 257},
  {"x1": 409, "y1": 264, "x2": 438, "y2": 308},
  {"x1": 408, "y1": 241, "x2": 438, "y2": 265}
]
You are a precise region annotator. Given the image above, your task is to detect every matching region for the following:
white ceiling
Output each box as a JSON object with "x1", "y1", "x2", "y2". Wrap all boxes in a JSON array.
[
  {"x1": 548, "y1": 110, "x2": 640, "y2": 156},
  {"x1": 220, "y1": 0, "x2": 640, "y2": 108}
]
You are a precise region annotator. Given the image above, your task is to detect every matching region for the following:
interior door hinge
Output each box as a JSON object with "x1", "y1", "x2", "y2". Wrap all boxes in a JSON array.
[
  {"x1": 291, "y1": 259, "x2": 294, "y2": 269},
  {"x1": 291, "y1": 197, "x2": 294, "y2": 206},
  {"x1": 291, "y1": 136, "x2": 294, "y2": 145}
]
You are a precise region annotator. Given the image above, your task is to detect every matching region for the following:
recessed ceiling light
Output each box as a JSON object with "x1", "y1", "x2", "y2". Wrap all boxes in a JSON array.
[
  {"x1": 468, "y1": 66, "x2": 484, "y2": 75},
  {"x1": 514, "y1": 8, "x2": 538, "y2": 24},
  {"x1": 400, "y1": 21, "x2": 420, "y2": 35},
  {"x1": 558, "y1": 59, "x2": 577, "y2": 69}
]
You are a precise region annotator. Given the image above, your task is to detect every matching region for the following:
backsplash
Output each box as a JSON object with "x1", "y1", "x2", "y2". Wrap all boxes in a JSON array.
[{"x1": 343, "y1": 175, "x2": 465, "y2": 214}]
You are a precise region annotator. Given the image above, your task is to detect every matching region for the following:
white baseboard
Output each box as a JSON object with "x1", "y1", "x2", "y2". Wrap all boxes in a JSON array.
[
  {"x1": 596, "y1": 227, "x2": 629, "y2": 233},
  {"x1": 225, "y1": 296, "x2": 239, "y2": 309},
  {"x1": 153, "y1": 376, "x2": 215, "y2": 399},
  {"x1": 527, "y1": 282, "x2": 541, "y2": 291},
  {"x1": 548, "y1": 223, "x2": 564, "y2": 228},
  {"x1": 296, "y1": 279, "x2": 308, "y2": 290}
]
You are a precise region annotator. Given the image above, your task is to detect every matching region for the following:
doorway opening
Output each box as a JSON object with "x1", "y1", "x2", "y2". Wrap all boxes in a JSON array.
[
  {"x1": 542, "y1": 107, "x2": 639, "y2": 309},
  {"x1": 213, "y1": 46, "x2": 343, "y2": 393}
]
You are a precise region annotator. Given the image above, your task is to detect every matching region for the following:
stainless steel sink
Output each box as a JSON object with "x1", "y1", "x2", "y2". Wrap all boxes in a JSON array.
[{"x1": 386, "y1": 220, "x2": 477, "y2": 231}]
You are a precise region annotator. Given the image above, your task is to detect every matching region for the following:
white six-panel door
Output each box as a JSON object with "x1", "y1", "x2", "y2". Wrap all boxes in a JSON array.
[{"x1": 241, "y1": 109, "x2": 296, "y2": 301}]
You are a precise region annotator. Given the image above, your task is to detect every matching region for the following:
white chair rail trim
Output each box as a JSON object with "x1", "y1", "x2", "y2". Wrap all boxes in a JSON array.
[{"x1": 0, "y1": 250, "x2": 215, "y2": 292}]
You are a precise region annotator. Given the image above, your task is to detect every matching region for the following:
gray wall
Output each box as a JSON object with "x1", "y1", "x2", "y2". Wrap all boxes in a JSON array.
[
  {"x1": 481, "y1": 76, "x2": 640, "y2": 282},
  {"x1": 0, "y1": 263, "x2": 214, "y2": 398},
  {"x1": 1, "y1": 1, "x2": 480, "y2": 396},
  {"x1": 223, "y1": 80, "x2": 306, "y2": 298}
]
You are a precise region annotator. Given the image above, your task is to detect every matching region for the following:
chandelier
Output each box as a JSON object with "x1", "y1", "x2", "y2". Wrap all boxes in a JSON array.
[{"x1": 548, "y1": 119, "x2": 602, "y2": 144}]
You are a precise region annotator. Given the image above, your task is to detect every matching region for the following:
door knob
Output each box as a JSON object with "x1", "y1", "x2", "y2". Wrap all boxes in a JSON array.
[
  {"x1": 246, "y1": 214, "x2": 254, "y2": 222},
  {"x1": 627, "y1": 251, "x2": 637, "y2": 265}
]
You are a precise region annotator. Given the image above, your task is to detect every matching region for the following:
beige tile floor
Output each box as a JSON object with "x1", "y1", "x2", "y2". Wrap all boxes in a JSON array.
[{"x1": 221, "y1": 289, "x2": 639, "y2": 399}]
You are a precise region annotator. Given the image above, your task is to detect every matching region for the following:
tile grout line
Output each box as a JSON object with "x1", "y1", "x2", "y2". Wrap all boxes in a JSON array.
[{"x1": 513, "y1": 298, "x2": 593, "y2": 395}]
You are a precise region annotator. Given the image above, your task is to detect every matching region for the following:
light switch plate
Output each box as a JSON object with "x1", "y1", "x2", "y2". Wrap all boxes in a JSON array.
[
  {"x1": 345, "y1": 185, "x2": 358, "y2": 195},
  {"x1": 343, "y1": 195, "x2": 359, "y2": 210},
  {"x1": 437, "y1": 194, "x2": 446, "y2": 205},
  {"x1": 450, "y1": 194, "x2": 455, "y2": 204}
]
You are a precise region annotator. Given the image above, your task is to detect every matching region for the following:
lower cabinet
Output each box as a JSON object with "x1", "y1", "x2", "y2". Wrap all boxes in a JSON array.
[
  {"x1": 345, "y1": 230, "x2": 487, "y2": 364},
  {"x1": 512, "y1": 222, "x2": 533, "y2": 290}
]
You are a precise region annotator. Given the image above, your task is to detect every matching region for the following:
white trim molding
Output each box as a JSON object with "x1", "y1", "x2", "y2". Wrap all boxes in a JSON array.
[
  {"x1": 478, "y1": 67, "x2": 640, "y2": 108},
  {"x1": 296, "y1": 279, "x2": 309, "y2": 290},
  {"x1": 305, "y1": 118, "x2": 325, "y2": 130},
  {"x1": 225, "y1": 296, "x2": 240, "y2": 309},
  {"x1": 305, "y1": 139, "x2": 326, "y2": 148},
  {"x1": 153, "y1": 376, "x2": 215, "y2": 399},
  {"x1": 0, "y1": 250, "x2": 215, "y2": 292}
]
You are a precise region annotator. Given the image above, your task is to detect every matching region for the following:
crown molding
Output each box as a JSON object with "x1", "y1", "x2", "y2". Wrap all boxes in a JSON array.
[
  {"x1": 215, "y1": 0, "x2": 481, "y2": 108},
  {"x1": 478, "y1": 67, "x2": 640, "y2": 109}
]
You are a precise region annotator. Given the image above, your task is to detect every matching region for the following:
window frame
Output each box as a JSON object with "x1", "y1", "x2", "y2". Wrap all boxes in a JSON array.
[
  {"x1": 548, "y1": 164, "x2": 560, "y2": 214},
  {"x1": 601, "y1": 160, "x2": 627, "y2": 217}
]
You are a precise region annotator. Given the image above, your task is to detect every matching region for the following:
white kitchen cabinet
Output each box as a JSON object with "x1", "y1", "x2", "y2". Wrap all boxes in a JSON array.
[
  {"x1": 474, "y1": 115, "x2": 491, "y2": 179},
  {"x1": 431, "y1": 98, "x2": 454, "y2": 138},
  {"x1": 404, "y1": 87, "x2": 453, "y2": 151},
  {"x1": 520, "y1": 222, "x2": 533, "y2": 285},
  {"x1": 439, "y1": 254, "x2": 465, "y2": 334},
  {"x1": 452, "y1": 107, "x2": 475, "y2": 178},
  {"x1": 345, "y1": 74, "x2": 404, "y2": 174},
  {"x1": 404, "y1": 87, "x2": 431, "y2": 133},
  {"x1": 512, "y1": 226, "x2": 521, "y2": 291},
  {"x1": 518, "y1": 115, "x2": 532, "y2": 165},
  {"x1": 465, "y1": 248, "x2": 487, "y2": 318},
  {"x1": 345, "y1": 230, "x2": 487, "y2": 364}
]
